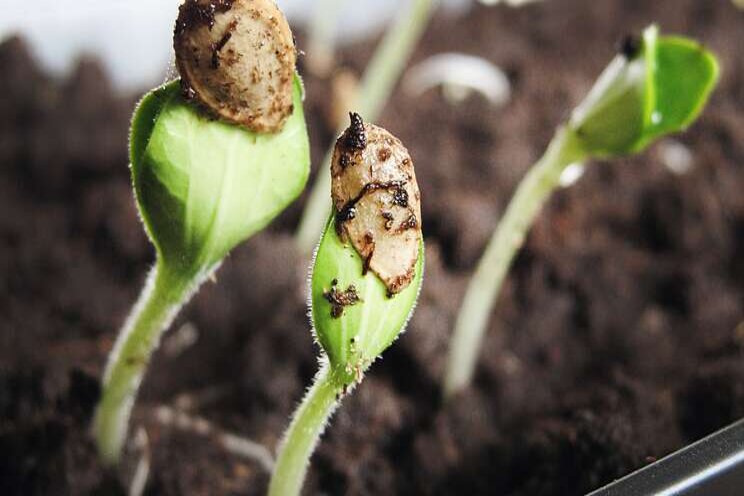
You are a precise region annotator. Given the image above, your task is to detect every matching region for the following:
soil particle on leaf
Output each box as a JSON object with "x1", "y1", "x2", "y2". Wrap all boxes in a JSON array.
[{"x1": 323, "y1": 280, "x2": 362, "y2": 318}]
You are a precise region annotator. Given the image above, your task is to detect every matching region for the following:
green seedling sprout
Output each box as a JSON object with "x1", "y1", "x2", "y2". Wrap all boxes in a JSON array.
[
  {"x1": 443, "y1": 26, "x2": 720, "y2": 398},
  {"x1": 295, "y1": 0, "x2": 438, "y2": 253},
  {"x1": 270, "y1": 114, "x2": 424, "y2": 495},
  {"x1": 93, "y1": 0, "x2": 310, "y2": 464}
]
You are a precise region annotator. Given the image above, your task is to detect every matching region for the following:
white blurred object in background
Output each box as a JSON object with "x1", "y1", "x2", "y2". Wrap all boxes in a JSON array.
[
  {"x1": 0, "y1": 0, "x2": 469, "y2": 91},
  {"x1": 559, "y1": 162, "x2": 586, "y2": 188},
  {"x1": 0, "y1": 0, "x2": 182, "y2": 90},
  {"x1": 659, "y1": 140, "x2": 695, "y2": 176},
  {"x1": 403, "y1": 52, "x2": 511, "y2": 106}
]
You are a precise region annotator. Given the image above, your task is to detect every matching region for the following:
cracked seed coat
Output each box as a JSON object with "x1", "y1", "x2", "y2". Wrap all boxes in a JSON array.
[{"x1": 331, "y1": 116, "x2": 422, "y2": 295}]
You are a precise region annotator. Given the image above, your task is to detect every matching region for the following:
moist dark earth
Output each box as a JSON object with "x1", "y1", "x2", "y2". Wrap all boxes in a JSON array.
[{"x1": 1, "y1": 0, "x2": 743, "y2": 494}]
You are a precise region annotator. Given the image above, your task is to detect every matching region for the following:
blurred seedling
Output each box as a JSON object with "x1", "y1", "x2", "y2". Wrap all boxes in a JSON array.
[
  {"x1": 444, "y1": 25, "x2": 720, "y2": 398},
  {"x1": 305, "y1": 0, "x2": 347, "y2": 77},
  {"x1": 269, "y1": 114, "x2": 424, "y2": 496},
  {"x1": 93, "y1": 0, "x2": 310, "y2": 464}
]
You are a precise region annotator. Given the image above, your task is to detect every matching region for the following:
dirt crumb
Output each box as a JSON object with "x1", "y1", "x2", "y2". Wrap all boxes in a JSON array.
[{"x1": 323, "y1": 280, "x2": 362, "y2": 318}]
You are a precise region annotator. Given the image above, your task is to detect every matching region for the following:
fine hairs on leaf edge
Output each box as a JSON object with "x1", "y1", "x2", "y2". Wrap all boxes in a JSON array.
[
  {"x1": 127, "y1": 84, "x2": 175, "y2": 253},
  {"x1": 296, "y1": 72, "x2": 307, "y2": 102},
  {"x1": 305, "y1": 221, "x2": 326, "y2": 354}
]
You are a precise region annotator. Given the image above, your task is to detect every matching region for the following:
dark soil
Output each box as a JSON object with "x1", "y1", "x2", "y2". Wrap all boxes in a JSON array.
[{"x1": 1, "y1": 0, "x2": 743, "y2": 494}]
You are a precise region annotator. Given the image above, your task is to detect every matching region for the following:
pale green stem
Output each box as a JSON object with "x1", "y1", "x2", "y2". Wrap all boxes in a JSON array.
[
  {"x1": 306, "y1": 0, "x2": 347, "y2": 76},
  {"x1": 295, "y1": 0, "x2": 439, "y2": 253},
  {"x1": 93, "y1": 261, "x2": 200, "y2": 464},
  {"x1": 443, "y1": 127, "x2": 587, "y2": 399},
  {"x1": 269, "y1": 361, "x2": 343, "y2": 496}
]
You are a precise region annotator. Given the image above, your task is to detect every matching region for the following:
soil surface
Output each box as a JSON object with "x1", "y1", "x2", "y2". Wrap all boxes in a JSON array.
[{"x1": 1, "y1": 0, "x2": 743, "y2": 494}]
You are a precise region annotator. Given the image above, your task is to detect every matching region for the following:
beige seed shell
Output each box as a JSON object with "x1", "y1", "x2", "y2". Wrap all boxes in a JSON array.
[
  {"x1": 331, "y1": 119, "x2": 422, "y2": 295},
  {"x1": 174, "y1": 0, "x2": 296, "y2": 133}
]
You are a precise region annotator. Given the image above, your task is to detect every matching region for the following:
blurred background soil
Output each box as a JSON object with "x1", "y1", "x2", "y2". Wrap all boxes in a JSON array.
[{"x1": 1, "y1": 0, "x2": 743, "y2": 494}]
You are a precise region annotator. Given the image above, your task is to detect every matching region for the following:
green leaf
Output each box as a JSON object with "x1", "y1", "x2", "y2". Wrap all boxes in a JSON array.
[
  {"x1": 311, "y1": 217, "x2": 424, "y2": 380},
  {"x1": 570, "y1": 25, "x2": 719, "y2": 158},
  {"x1": 130, "y1": 75, "x2": 310, "y2": 274},
  {"x1": 637, "y1": 32, "x2": 720, "y2": 149}
]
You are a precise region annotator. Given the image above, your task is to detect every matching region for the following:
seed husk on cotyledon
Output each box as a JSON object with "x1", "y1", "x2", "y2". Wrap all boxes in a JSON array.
[
  {"x1": 277, "y1": 116, "x2": 423, "y2": 496},
  {"x1": 174, "y1": 0, "x2": 297, "y2": 133},
  {"x1": 331, "y1": 113, "x2": 422, "y2": 296},
  {"x1": 94, "y1": 0, "x2": 312, "y2": 466}
]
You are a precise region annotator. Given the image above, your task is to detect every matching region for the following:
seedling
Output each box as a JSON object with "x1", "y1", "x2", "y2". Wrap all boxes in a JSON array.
[
  {"x1": 443, "y1": 26, "x2": 720, "y2": 398},
  {"x1": 93, "y1": 0, "x2": 310, "y2": 464},
  {"x1": 269, "y1": 115, "x2": 424, "y2": 496},
  {"x1": 295, "y1": 0, "x2": 438, "y2": 253}
]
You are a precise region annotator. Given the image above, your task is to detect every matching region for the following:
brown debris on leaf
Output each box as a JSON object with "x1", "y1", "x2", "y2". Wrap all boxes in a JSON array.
[
  {"x1": 323, "y1": 280, "x2": 362, "y2": 318},
  {"x1": 174, "y1": 0, "x2": 296, "y2": 133},
  {"x1": 331, "y1": 114, "x2": 422, "y2": 295}
]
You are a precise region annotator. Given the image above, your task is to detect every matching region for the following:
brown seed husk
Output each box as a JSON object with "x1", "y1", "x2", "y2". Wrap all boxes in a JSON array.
[
  {"x1": 174, "y1": 0, "x2": 296, "y2": 133},
  {"x1": 331, "y1": 114, "x2": 422, "y2": 295}
]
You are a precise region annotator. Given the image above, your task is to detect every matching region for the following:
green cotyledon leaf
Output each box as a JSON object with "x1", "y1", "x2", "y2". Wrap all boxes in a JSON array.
[
  {"x1": 638, "y1": 31, "x2": 720, "y2": 148},
  {"x1": 311, "y1": 216, "x2": 424, "y2": 384},
  {"x1": 130, "y1": 74, "x2": 310, "y2": 275},
  {"x1": 570, "y1": 25, "x2": 719, "y2": 158}
]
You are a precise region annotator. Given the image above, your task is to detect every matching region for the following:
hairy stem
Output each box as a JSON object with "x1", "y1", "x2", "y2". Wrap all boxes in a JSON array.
[
  {"x1": 94, "y1": 262, "x2": 197, "y2": 464},
  {"x1": 443, "y1": 127, "x2": 587, "y2": 399},
  {"x1": 269, "y1": 361, "x2": 343, "y2": 496},
  {"x1": 295, "y1": 0, "x2": 439, "y2": 253}
]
